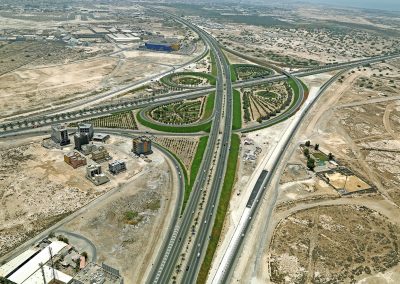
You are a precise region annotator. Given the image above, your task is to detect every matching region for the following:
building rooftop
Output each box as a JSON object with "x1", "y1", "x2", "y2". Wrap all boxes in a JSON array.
[
  {"x1": 78, "y1": 123, "x2": 92, "y2": 128},
  {"x1": 0, "y1": 248, "x2": 39, "y2": 277},
  {"x1": 22, "y1": 265, "x2": 72, "y2": 284},
  {"x1": 8, "y1": 241, "x2": 68, "y2": 284}
]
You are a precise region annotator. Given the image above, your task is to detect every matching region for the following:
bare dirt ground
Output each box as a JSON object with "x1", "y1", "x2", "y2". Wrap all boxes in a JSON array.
[
  {"x1": 0, "y1": 135, "x2": 147, "y2": 259},
  {"x1": 270, "y1": 204, "x2": 400, "y2": 283},
  {"x1": 258, "y1": 59, "x2": 400, "y2": 283},
  {"x1": 0, "y1": 57, "x2": 118, "y2": 117},
  {"x1": 61, "y1": 145, "x2": 176, "y2": 283}
]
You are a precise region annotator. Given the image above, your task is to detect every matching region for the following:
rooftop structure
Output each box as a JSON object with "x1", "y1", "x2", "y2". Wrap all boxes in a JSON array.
[
  {"x1": 0, "y1": 248, "x2": 39, "y2": 277},
  {"x1": 132, "y1": 136, "x2": 152, "y2": 155},
  {"x1": 109, "y1": 160, "x2": 126, "y2": 175},
  {"x1": 72, "y1": 262, "x2": 123, "y2": 284},
  {"x1": 51, "y1": 124, "x2": 70, "y2": 146},
  {"x1": 93, "y1": 133, "x2": 110, "y2": 143},
  {"x1": 64, "y1": 151, "x2": 87, "y2": 169},
  {"x1": 105, "y1": 33, "x2": 141, "y2": 43},
  {"x1": 7, "y1": 241, "x2": 69, "y2": 284}
]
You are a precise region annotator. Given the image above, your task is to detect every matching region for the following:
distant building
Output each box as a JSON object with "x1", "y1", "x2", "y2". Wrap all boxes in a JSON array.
[
  {"x1": 78, "y1": 123, "x2": 94, "y2": 140},
  {"x1": 93, "y1": 133, "x2": 110, "y2": 143},
  {"x1": 109, "y1": 160, "x2": 126, "y2": 175},
  {"x1": 64, "y1": 151, "x2": 87, "y2": 169},
  {"x1": 105, "y1": 33, "x2": 141, "y2": 43},
  {"x1": 86, "y1": 164, "x2": 109, "y2": 185},
  {"x1": 74, "y1": 133, "x2": 89, "y2": 150},
  {"x1": 91, "y1": 146, "x2": 111, "y2": 162},
  {"x1": 145, "y1": 40, "x2": 180, "y2": 52},
  {"x1": 51, "y1": 124, "x2": 70, "y2": 146},
  {"x1": 132, "y1": 136, "x2": 152, "y2": 155}
]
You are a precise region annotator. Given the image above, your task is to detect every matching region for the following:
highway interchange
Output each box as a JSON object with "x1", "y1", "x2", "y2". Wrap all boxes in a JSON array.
[{"x1": 1, "y1": 7, "x2": 400, "y2": 284}]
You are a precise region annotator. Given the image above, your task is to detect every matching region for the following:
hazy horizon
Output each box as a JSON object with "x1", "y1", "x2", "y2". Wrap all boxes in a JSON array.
[{"x1": 300, "y1": 0, "x2": 400, "y2": 11}]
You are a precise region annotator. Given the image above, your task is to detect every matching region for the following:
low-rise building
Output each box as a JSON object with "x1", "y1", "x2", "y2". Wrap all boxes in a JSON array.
[
  {"x1": 86, "y1": 164, "x2": 109, "y2": 185},
  {"x1": 81, "y1": 144, "x2": 97, "y2": 155},
  {"x1": 74, "y1": 133, "x2": 89, "y2": 150},
  {"x1": 91, "y1": 146, "x2": 111, "y2": 162},
  {"x1": 78, "y1": 123, "x2": 94, "y2": 140},
  {"x1": 132, "y1": 136, "x2": 152, "y2": 155},
  {"x1": 51, "y1": 124, "x2": 70, "y2": 146},
  {"x1": 93, "y1": 133, "x2": 110, "y2": 143},
  {"x1": 109, "y1": 160, "x2": 126, "y2": 175},
  {"x1": 64, "y1": 151, "x2": 87, "y2": 169}
]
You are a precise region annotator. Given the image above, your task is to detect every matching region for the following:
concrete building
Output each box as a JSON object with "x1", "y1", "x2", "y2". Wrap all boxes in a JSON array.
[
  {"x1": 91, "y1": 146, "x2": 111, "y2": 162},
  {"x1": 64, "y1": 151, "x2": 87, "y2": 169},
  {"x1": 78, "y1": 123, "x2": 94, "y2": 140},
  {"x1": 4, "y1": 241, "x2": 72, "y2": 284},
  {"x1": 74, "y1": 133, "x2": 89, "y2": 150},
  {"x1": 93, "y1": 133, "x2": 110, "y2": 143},
  {"x1": 132, "y1": 136, "x2": 152, "y2": 155},
  {"x1": 81, "y1": 144, "x2": 97, "y2": 155},
  {"x1": 145, "y1": 41, "x2": 180, "y2": 52},
  {"x1": 109, "y1": 160, "x2": 126, "y2": 175},
  {"x1": 51, "y1": 124, "x2": 70, "y2": 146},
  {"x1": 86, "y1": 164, "x2": 109, "y2": 185},
  {"x1": 105, "y1": 33, "x2": 141, "y2": 43}
]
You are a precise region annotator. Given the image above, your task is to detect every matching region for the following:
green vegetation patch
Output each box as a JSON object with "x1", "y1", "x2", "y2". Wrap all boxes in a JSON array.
[
  {"x1": 232, "y1": 89, "x2": 242, "y2": 130},
  {"x1": 183, "y1": 136, "x2": 209, "y2": 211},
  {"x1": 203, "y1": 92, "x2": 215, "y2": 120},
  {"x1": 69, "y1": 111, "x2": 137, "y2": 129},
  {"x1": 137, "y1": 110, "x2": 211, "y2": 133},
  {"x1": 197, "y1": 134, "x2": 240, "y2": 284},
  {"x1": 150, "y1": 99, "x2": 203, "y2": 124},
  {"x1": 233, "y1": 64, "x2": 274, "y2": 80},
  {"x1": 210, "y1": 51, "x2": 217, "y2": 77},
  {"x1": 161, "y1": 71, "x2": 216, "y2": 87},
  {"x1": 312, "y1": 152, "x2": 328, "y2": 162}
]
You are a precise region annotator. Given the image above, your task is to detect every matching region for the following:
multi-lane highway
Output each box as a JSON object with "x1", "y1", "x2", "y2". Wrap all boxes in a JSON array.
[
  {"x1": 2, "y1": 6, "x2": 400, "y2": 284},
  {"x1": 211, "y1": 69, "x2": 350, "y2": 284},
  {"x1": 1, "y1": 51, "x2": 397, "y2": 134}
]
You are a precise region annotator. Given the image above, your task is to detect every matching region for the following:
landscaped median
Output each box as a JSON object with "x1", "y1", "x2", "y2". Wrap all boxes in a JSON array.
[
  {"x1": 197, "y1": 134, "x2": 240, "y2": 284},
  {"x1": 232, "y1": 89, "x2": 242, "y2": 130},
  {"x1": 160, "y1": 72, "x2": 216, "y2": 88},
  {"x1": 183, "y1": 136, "x2": 209, "y2": 212},
  {"x1": 240, "y1": 78, "x2": 309, "y2": 133},
  {"x1": 136, "y1": 93, "x2": 216, "y2": 133}
]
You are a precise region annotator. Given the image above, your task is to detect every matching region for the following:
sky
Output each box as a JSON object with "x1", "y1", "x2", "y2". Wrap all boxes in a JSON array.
[{"x1": 301, "y1": 0, "x2": 400, "y2": 11}]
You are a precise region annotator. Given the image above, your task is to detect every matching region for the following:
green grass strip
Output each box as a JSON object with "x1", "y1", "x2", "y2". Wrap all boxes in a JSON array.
[
  {"x1": 182, "y1": 136, "x2": 209, "y2": 212},
  {"x1": 210, "y1": 51, "x2": 217, "y2": 77},
  {"x1": 232, "y1": 89, "x2": 242, "y2": 130},
  {"x1": 230, "y1": 65, "x2": 237, "y2": 82},
  {"x1": 203, "y1": 92, "x2": 215, "y2": 120},
  {"x1": 136, "y1": 111, "x2": 211, "y2": 133},
  {"x1": 197, "y1": 134, "x2": 240, "y2": 284}
]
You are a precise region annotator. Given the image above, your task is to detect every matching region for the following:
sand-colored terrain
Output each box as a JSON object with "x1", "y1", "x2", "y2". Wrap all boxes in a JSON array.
[
  {"x1": 0, "y1": 57, "x2": 118, "y2": 118},
  {"x1": 0, "y1": 135, "x2": 148, "y2": 258}
]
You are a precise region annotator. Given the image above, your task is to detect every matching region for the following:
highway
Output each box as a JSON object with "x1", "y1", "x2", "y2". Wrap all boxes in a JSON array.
[
  {"x1": 2, "y1": 7, "x2": 400, "y2": 284},
  {"x1": 146, "y1": 9, "x2": 234, "y2": 283},
  {"x1": 1, "y1": 52, "x2": 397, "y2": 134},
  {"x1": 211, "y1": 68, "x2": 349, "y2": 284}
]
